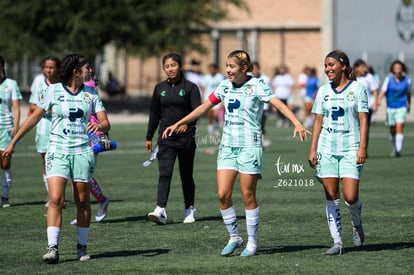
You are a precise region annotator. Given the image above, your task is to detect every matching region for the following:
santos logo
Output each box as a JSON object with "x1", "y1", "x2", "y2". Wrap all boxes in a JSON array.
[
  {"x1": 331, "y1": 106, "x2": 345, "y2": 121},
  {"x1": 227, "y1": 98, "x2": 240, "y2": 113}
]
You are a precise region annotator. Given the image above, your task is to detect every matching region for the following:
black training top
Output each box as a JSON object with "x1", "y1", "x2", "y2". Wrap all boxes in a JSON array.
[{"x1": 146, "y1": 76, "x2": 201, "y2": 141}]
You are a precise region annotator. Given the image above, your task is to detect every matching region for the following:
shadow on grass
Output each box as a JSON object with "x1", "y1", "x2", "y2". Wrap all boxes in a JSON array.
[
  {"x1": 93, "y1": 248, "x2": 170, "y2": 259},
  {"x1": 149, "y1": 215, "x2": 245, "y2": 225},
  {"x1": 366, "y1": 153, "x2": 414, "y2": 159},
  {"x1": 346, "y1": 242, "x2": 414, "y2": 252},
  {"x1": 103, "y1": 215, "x2": 148, "y2": 223},
  {"x1": 260, "y1": 245, "x2": 327, "y2": 254}
]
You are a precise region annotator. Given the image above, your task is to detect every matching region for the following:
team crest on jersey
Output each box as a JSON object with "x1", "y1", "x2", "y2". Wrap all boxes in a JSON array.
[
  {"x1": 83, "y1": 93, "x2": 91, "y2": 104},
  {"x1": 396, "y1": 0, "x2": 414, "y2": 43},
  {"x1": 244, "y1": 85, "x2": 253, "y2": 95},
  {"x1": 347, "y1": 91, "x2": 354, "y2": 101}
]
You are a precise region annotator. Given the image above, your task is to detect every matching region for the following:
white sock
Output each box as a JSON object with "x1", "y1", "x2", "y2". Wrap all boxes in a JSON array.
[
  {"x1": 326, "y1": 199, "x2": 342, "y2": 245},
  {"x1": 345, "y1": 199, "x2": 362, "y2": 227},
  {"x1": 390, "y1": 135, "x2": 396, "y2": 152},
  {"x1": 43, "y1": 174, "x2": 48, "y2": 193},
  {"x1": 245, "y1": 207, "x2": 259, "y2": 244},
  {"x1": 77, "y1": 227, "x2": 90, "y2": 246},
  {"x1": 2, "y1": 169, "x2": 12, "y2": 198},
  {"x1": 47, "y1": 226, "x2": 60, "y2": 247},
  {"x1": 395, "y1": 133, "x2": 403, "y2": 152},
  {"x1": 220, "y1": 207, "x2": 239, "y2": 238}
]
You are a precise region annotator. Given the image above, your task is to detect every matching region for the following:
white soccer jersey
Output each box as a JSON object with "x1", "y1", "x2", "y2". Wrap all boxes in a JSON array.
[
  {"x1": 202, "y1": 72, "x2": 225, "y2": 101},
  {"x1": 39, "y1": 83, "x2": 105, "y2": 154},
  {"x1": 312, "y1": 80, "x2": 368, "y2": 155},
  {"x1": 209, "y1": 77, "x2": 276, "y2": 147},
  {"x1": 272, "y1": 73, "x2": 294, "y2": 100},
  {"x1": 356, "y1": 73, "x2": 379, "y2": 108},
  {"x1": 30, "y1": 76, "x2": 52, "y2": 135},
  {"x1": 0, "y1": 78, "x2": 22, "y2": 129}
]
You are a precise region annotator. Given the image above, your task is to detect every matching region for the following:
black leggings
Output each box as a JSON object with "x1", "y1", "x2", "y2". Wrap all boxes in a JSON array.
[{"x1": 156, "y1": 136, "x2": 196, "y2": 209}]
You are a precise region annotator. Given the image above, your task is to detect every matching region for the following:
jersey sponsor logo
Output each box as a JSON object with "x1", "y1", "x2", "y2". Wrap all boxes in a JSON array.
[
  {"x1": 58, "y1": 95, "x2": 65, "y2": 102},
  {"x1": 68, "y1": 107, "x2": 84, "y2": 122},
  {"x1": 227, "y1": 98, "x2": 240, "y2": 113},
  {"x1": 224, "y1": 87, "x2": 229, "y2": 94},
  {"x1": 331, "y1": 106, "x2": 345, "y2": 121},
  {"x1": 324, "y1": 95, "x2": 329, "y2": 101},
  {"x1": 161, "y1": 91, "x2": 166, "y2": 96},
  {"x1": 178, "y1": 89, "x2": 185, "y2": 96}
]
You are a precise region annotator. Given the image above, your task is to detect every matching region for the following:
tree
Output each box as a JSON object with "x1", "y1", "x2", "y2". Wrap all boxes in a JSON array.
[{"x1": 0, "y1": 0, "x2": 247, "y2": 63}]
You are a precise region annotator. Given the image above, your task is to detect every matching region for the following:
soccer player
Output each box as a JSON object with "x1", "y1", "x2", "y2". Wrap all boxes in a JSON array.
[
  {"x1": 146, "y1": 53, "x2": 201, "y2": 225},
  {"x1": 3, "y1": 53, "x2": 110, "y2": 264},
  {"x1": 308, "y1": 50, "x2": 368, "y2": 255},
  {"x1": 163, "y1": 50, "x2": 308, "y2": 256},
  {"x1": 0, "y1": 55, "x2": 22, "y2": 208},
  {"x1": 29, "y1": 56, "x2": 61, "y2": 207},
  {"x1": 353, "y1": 59, "x2": 379, "y2": 154},
  {"x1": 302, "y1": 67, "x2": 319, "y2": 129},
  {"x1": 375, "y1": 60, "x2": 411, "y2": 157}
]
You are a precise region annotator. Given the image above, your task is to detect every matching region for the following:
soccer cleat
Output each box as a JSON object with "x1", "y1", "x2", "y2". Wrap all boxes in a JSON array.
[
  {"x1": 96, "y1": 198, "x2": 109, "y2": 222},
  {"x1": 77, "y1": 243, "x2": 90, "y2": 261},
  {"x1": 148, "y1": 206, "x2": 167, "y2": 225},
  {"x1": 183, "y1": 206, "x2": 196, "y2": 223},
  {"x1": 352, "y1": 224, "x2": 365, "y2": 247},
  {"x1": 240, "y1": 247, "x2": 257, "y2": 257},
  {"x1": 221, "y1": 237, "x2": 243, "y2": 256},
  {"x1": 70, "y1": 219, "x2": 77, "y2": 225},
  {"x1": 1, "y1": 197, "x2": 10, "y2": 208},
  {"x1": 325, "y1": 243, "x2": 344, "y2": 255},
  {"x1": 43, "y1": 245, "x2": 59, "y2": 264}
]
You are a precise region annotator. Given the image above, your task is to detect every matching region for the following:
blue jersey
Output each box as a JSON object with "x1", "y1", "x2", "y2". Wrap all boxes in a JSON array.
[
  {"x1": 381, "y1": 75, "x2": 411, "y2": 109},
  {"x1": 305, "y1": 76, "x2": 319, "y2": 98}
]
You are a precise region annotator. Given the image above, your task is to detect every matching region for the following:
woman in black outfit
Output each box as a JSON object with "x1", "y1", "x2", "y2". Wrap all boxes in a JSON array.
[{"x1": 145, "y1": 53, "x2": 201, "y2": 224}]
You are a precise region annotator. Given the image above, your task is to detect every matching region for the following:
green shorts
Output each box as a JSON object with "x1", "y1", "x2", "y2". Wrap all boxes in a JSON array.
[
  {"x1": 217, "y1": 145, "x2": 262, "y2": 175},
  {"x1": 35, "y1": 134, "x2": 50, "y2": 153},
  {"x1": 386, "y1": 107, "x2": 407, "y2": 126},
  {"x1": 0, "y1": 129, "x2": 12, "y2": 150},
  {"x1": 45, "y1": 151, "x2": 95, "y2": 182},
  {"x1": 315, "y1": 152, "x2": 363, "y2": 180}
]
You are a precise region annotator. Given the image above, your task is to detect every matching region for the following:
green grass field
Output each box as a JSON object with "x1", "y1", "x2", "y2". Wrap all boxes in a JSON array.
[{"x1": 1, "y1": 117, "x2": 413, "y2": 274}]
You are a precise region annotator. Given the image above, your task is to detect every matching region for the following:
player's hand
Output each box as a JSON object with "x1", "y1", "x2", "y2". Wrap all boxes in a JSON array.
[
  {"x1": 162, "y1": 124, "x2": 178, "y2": 139},
  {"x1": 2, "y1": 145, "x2": 14, "y2": 160},
  {"x1": 175, "y1": 124, "x2": 188, "y2": 135},
  {"x1": 145, "y1": 140, "x2": 152, "y2": 153},
  {"x1": 87, "y1": 122, "x2": 101, "y2": 133},
  {"x1": 356, "y1": 148, "x2": 366, "y2": 164},
  {"x1": 293, "y1": 125, "x2": 311, "y2": 141},
  {"x1": 308, "y1": 151, "x2": 317, "y2": 169}
]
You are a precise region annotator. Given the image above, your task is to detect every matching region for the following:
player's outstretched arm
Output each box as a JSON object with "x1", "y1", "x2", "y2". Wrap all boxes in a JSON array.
[
  {"x1": 162, "y1": 100, "x2": 214, "y2": 138},
  {"x1": 268, "y1": 97, "x2": 310, "y2": 141}
]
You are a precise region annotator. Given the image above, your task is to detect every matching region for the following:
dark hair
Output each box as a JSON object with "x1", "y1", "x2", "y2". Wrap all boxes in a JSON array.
[
  {"x1": 42, "y1": 56, "x2": 61, "y2": 69},
  {"x1": 162, "y1": 53, "x2": 182, "y2": 67},
  {"x1": 390, "y1": 60, "x2": 408, "y2": 74},
  {"x1": 326, "y1": 50, "x2": 355, "y2": 80},
  {"x1": 0, "y1": 55, "x2": 6, "y2": 79},
  {"x1": 58, "y1": 53, "x2": 87, "y2": 84},
  {"x1": 228, "y1": 50, "x2": 252, "y2": 72},
  {"x1": 353, "y1": 59, "x2": 366, "y2": 68}
]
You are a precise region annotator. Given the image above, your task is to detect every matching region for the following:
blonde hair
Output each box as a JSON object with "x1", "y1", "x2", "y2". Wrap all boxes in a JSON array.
[{"x1": 228, "y1": 50, "x2": 252, "y2": 72}]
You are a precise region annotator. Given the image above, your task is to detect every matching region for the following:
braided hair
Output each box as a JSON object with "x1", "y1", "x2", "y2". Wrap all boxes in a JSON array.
[
  {"x1": 58, "y1": 53, "x2": 87, "y2": 84},
  {"x1": 0, "y1": 55, "x2": 6, "y2": 83}
]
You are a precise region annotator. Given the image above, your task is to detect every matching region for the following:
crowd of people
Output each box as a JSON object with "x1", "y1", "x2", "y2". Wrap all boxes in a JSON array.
[{"x1": 0, "y1": 49, "x2": 411, "y2": 263}]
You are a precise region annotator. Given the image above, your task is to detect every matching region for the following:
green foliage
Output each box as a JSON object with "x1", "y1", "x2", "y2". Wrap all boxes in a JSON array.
[
  {"x1": 0, "y1": 118, "x2": 413, "y2": 274},
  {"x1": 0, "y1": 0, "x2": 247, "y2": 62}
]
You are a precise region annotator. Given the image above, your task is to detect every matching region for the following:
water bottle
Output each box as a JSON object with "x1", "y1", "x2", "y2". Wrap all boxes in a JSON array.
[{"x1": 87, "y1": 132, "x2": 117, "y2": 153}]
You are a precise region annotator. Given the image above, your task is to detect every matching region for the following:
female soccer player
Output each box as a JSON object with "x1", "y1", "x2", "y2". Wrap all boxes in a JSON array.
[
  {"x1": 3, "y1": 53, "x2": 110, "y2": 264},
  {"x1": 163, "y1": 50, "x2": 308, "y2": 256},
  {"x1": 0, "y1": 55, "x2": 22, "y2": 208},
  {"x1": 29, "y1": 56, "x2": 61, "y2": 206},
  {"x1": 375, "y1": 60, "x2": 411, "y2": 157},
  {"x1": 145, "y1": 53, "x2": 201, "y2": 225},
  {"x1": 308, "y1": 50, "x2": 368, "y2": 255}
]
